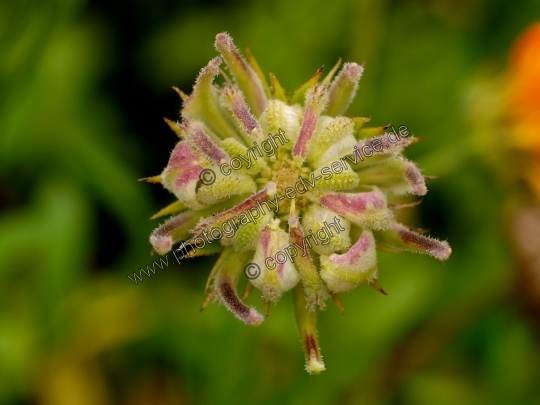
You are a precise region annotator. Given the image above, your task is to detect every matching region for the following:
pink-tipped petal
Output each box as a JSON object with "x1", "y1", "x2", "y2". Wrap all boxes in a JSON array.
[
  {"x1": 150, "y1": 211, "x2": 200, "y2": 254},
  {"x1": 215, "y1": 32, "x2": 267, "y2": 116},
  {"x1": 353, "y1": 157, "x2": 427, "y2": 196},
  {"x1": 181, "y1": 118, "x2": 229, "y2": 165},
  {"x1": 182, "y1": 57, "x2": 241, "y2": 140},
  {"x1": 192, "y1": 182, "x2": 277, "y2": 238},
  {"x1": 213, "y1": 247, "x2": 264, "y2": 325},
  {"x1": 318, "y1": 187, "x2": 394, "y2": 230},
  {"x1": 293, "y1": 83, "x2": 329, "y2": 159},
  {"x1": 374, "y1": 222, "x2": 452, "y2": 260},
  {"x1": 293, "y1": 285, "x2": 325, "y2": 374},
  {"x1": 161, "y1": 141, "x2": 208, "y2": 210},
  {"x1": 220, "y1": 84, "x2": 263, "y2": 140},
  {"x1": 320, "y1": 230, "x2": 378, "y2": 292},
  {"x1": 217, "y1": 277, "x2": 264, "y2": 325},
  {"x1": 250, "y1": 221, "x2": 301, "y2": 302},
  {"x1": 326, "y1": 62, "x2": 363, "y2": 116},
  {"x1": 406, "y1": 163, "x2": 428, "y2": 196}
]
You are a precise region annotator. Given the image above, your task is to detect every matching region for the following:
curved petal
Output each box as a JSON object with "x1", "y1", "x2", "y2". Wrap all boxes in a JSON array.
[
  {"x1": 160, "y1": 141, "x2": 209, "y2": 210},
  {"x1": 374, "y1": 222, "x2": 451, "y2": 260},
  {"x1": 320, "y1": 230, "x2": 377, "y2": 292},
  {"x1": 355, "y1": 157, "x2": 427, "y2": 196},
  {"x1": 215, "y1": 33, "x2": 267, "y2": 116},
  {"x1": 149, "y1": 211, "x2": 200, "y2": 254},
  {"x1": 318, "y1": 187, "x2": 394, "y2": 230},
  {"x1": 182, "y1": 56, "x2": 241, "y2": 140},
  {"x1": 180, "y1": 119, "x2": 229, "y2": 165},
  {"x1": 250, "y1": 221, "x2": 301, "y2": 302},
  {"x1": 213, "y1": 247, "x2": 264, "y2": 325}
]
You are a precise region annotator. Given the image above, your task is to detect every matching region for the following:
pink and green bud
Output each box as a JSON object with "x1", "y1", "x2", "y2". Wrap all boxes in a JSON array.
[
  {"x1": 319, "y1": 230, "x2": 378, "y2": 292},
  {"x1": 355, "y1": 157, "x2": 427, "y2": 196},
  {"x1": 192, "y1": 182, "x2": 277, "y2": 239},
  {"x1": 301, "y1": 204, "x2": 352, "y2": 256},
  {"x1": 150, "y1": 211, "x2": 200, "y2": 254},
  {"x1": 180, "y1": 118, "x2": 229, "y2": 165},
  {"x1": 213, "y1": 247, "x2": 264, "y2": 325},
  {"x1": 250, "y1": 220, "x2": 301, "y2": 302},
  {"x1": 325, "y1": 62, "x2": 364, "y2": 117},
  {"x1": 293, "y1": 285, "x2": 325, "y2": 374},
  {"x1": 374, "y1": 222, "x2": 451, "y2": 260},
  {"x1": 306, "y1": 116, "x2": 356, "y2": 167},
  {"x1": 215, "y1": 33, "x2": 267, "y2": 116},
  {"x1": 220, "y1": 83, "x2": 264, "y2": 142},
  {"x1": 318, "y1": 187, "x2": 394, "y2": 230},
  {"x1": 293, "y1": 83, "x2": 329, "y2": 159},
  {"x1": 182, "y1": 57, "x2": 240, "y2": 140},
  {"x1": 160, "y1": 141, "x2": 209, "y2": 210}
]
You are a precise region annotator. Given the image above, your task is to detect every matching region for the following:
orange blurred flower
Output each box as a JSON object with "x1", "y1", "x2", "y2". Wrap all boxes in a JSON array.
[{"x1": 508, "y1": 21, "x2": 540, "y2": 203}]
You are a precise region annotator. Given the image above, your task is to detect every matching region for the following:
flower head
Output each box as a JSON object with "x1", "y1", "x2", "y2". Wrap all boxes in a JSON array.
[{"x1": 145, "y1": 32, "x2": 451, "y2": 374}]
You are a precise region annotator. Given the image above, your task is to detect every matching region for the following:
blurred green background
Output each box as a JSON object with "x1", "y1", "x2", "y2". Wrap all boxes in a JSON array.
[{"x1": 2, "y1": 0, "x2": 540, "y2": 404}]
